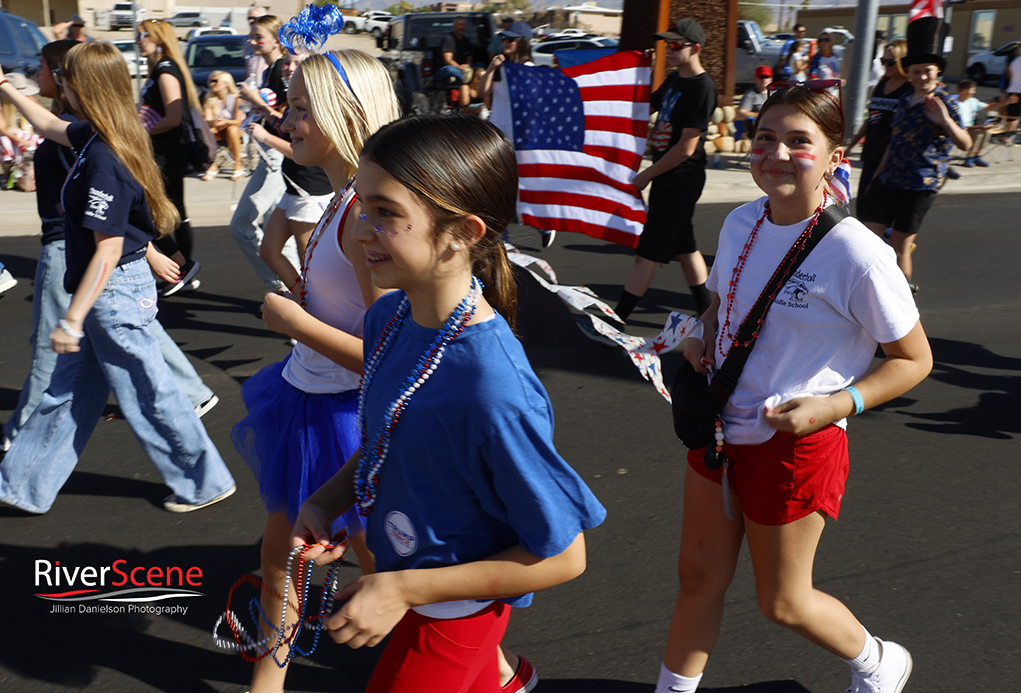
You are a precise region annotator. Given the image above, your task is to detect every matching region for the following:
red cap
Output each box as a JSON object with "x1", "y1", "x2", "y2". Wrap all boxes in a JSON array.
[{"x1": 755, "y1": 65, "x2": 773, "y2": 79}]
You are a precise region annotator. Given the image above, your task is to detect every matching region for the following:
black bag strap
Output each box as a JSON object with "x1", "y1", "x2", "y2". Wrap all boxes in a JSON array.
[{"x1": 705, "y1": 203, "x2": 848, "y2": 411}]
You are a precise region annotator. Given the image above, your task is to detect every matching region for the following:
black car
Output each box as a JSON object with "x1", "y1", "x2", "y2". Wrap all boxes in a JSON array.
[
  {"x1": 0, "y1": 9, "x2": 48, "y2": 79},
  {"x1": 184, "y1": 34, "x2": 247, "y2": 95}
]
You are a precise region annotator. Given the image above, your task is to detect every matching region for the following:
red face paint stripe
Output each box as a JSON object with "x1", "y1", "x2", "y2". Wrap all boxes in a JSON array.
[{"x1": 793, "y1": 152, "x2": 817, "y2": 160}]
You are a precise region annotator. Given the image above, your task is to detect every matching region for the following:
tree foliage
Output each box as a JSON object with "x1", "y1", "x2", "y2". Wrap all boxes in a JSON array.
[
  {"x1": 384, "y1": 1, "x2": 415, "y2": 15},
  {"x1": 738, "y1": 0, "x2": 773, "y2": 29},
  {"x1": 480, "y1": 0, "x2": 533, "y2": 17}
]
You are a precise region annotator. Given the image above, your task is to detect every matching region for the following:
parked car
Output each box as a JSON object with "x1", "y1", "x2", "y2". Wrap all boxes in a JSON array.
[
  {"x1": 539, "y1": 28, "x2": 591, "y2": 41},
  {"x1": 184, "y1": 34, "x2": 247, "y2": 98},
  {"x1": 735, "y1": 20, "x2": 849, "y2": 87},
  {"x1": 532, "y1": 37, "x2": 619, "y2": 67},
  {"x1": 344, "y1": 11, "x2": 392, "y2": 38},
  {"x1": 186, "y1": 27, "x2": 237, "y2": 42},
  {"x1": 169, "y1": 12, "x2": 209, "y2": 28},
  {"x1": 377, "y1": 12, "x2": 496, "y2": 114},
  {"x1": 0, "y1": 8, "x2": 47, "y2": 79},
  {"x1": 110, "y1": 2, "x2": 143, "y2": 30},
  {"x1": 110, "y1": 39, "x2": 148, "y2": 78},
  {"x1": 967, "y1": 40, "x2": 1020, "y2": 85}
]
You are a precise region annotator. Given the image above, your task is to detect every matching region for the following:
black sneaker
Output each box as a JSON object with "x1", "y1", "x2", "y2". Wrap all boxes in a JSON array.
[
  {"x1": 946, "y1": 167, "x2": 961, "y2": 180},
  {"x1": 161, "y1": 260, "x2": 201, "y2": 297},
  {"x1": 540, "y1": 229, "x2": 556, "y2": 248}
]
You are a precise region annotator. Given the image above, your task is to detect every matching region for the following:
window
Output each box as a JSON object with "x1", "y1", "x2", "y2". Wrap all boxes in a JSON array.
[
  {"x1": 969, "y1": 10, "x2": 996, "y2": 52},
  {"x1": 889, "y1": 14, "x2": 908, "y2": 42}
]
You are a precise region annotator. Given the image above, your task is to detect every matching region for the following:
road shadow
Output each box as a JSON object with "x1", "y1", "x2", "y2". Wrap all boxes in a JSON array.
[
  {"x1": 901, "y1": 337, "x2": 1021, "y2": 439},
  {"x1": 0, "y1": 540, "x2": 377, "y2": 692}
]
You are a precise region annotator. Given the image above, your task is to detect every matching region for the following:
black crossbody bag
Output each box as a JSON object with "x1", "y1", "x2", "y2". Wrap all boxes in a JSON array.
[{"x1": 671, "y1": 204, "x2": 848, "y2": 468}]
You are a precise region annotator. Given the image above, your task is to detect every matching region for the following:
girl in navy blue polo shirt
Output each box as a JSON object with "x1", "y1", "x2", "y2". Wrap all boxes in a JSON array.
[
  {"x1": 292, "y1": 116, "x2": 605, "y2": 693},
  {"x1": 0, "y1": 44, "x2": 235, "y2": 515}
]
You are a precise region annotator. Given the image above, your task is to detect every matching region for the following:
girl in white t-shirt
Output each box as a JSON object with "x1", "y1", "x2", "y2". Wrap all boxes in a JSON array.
[
  {"x1": 654, "y1": 85, "x2": 932, "y2": 693},
  {"x1": 229, "y1": 48, "x2": 400, "y2": 693}
]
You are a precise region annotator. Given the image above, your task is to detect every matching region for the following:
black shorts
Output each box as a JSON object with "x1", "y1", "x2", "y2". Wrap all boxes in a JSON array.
[
  {"x1": 635, "y1": 164, "x2": 705, "y2": 263},
  {"x1": 858, "y1": 182, "x2": 936, "y2": 236},
  {"x1": 1007, "y1": 95, "x2": 1021, "y2": 118}
]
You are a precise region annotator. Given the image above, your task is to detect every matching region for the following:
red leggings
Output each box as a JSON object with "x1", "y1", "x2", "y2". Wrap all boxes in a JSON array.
[{"x1": 365, "y1": 602, "x2": 510, "y2": 693}]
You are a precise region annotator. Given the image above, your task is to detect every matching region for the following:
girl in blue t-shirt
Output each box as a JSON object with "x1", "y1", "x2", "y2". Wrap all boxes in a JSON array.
[
  {"x1": 0, "y1": 45, "x2": 235, "y2": 515},
  {"x1": 292, "y1": 115, "x2": 606, "y2": 693}
]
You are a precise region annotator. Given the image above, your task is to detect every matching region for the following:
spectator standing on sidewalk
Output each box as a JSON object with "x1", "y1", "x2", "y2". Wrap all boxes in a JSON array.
[{"x1": 611, "y1": 19, "x2": 717, "y2": 325}]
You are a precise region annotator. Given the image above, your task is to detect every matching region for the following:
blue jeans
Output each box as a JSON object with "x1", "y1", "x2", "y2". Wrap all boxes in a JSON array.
[
  {"x1": 3, "y1": 241, "x2": 214, "y2": 442},
  {"x1": 0, "y1": 258, "x2": 234, "y2": 514},
  {"x1": 229, "y1": 148, "x2": 298, "y2": 291}
]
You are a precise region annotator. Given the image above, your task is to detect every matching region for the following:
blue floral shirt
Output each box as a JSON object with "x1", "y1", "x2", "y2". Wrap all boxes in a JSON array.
[{"x1": 879, "y1": 85, "x2": 963, "y2": 191}]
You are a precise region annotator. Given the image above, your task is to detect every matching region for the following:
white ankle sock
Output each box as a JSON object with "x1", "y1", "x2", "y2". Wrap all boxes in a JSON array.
[
  {"x1": 655, "y1": 662, "x2": 703, "y2": 693},
  {"x1": 841, "y1": 626, "x2": 882, "y2": 674}
]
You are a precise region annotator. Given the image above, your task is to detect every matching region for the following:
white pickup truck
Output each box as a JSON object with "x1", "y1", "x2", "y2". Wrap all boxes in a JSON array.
[{"x1": 343, "y1": 11, "x2": 392, "y2": 38}]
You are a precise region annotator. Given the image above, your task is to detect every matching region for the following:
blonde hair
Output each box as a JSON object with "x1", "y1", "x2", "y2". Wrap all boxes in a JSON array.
[
  {"x1": 203, "y1": 70, "x2": 238, "y2": 109},
  {"x1": 139, "y1": 19, "x2": 201, "y2": 112},
  {"x1": 299, "y1": 50, "x2": 400, "y2": 179},
  {"x1": 251, "y1": 15, "x2": 284, "y2": 44},
  {"x1": 64, "y1": 42, "x2": 179, "y2": 237},
  {"x1": 887, "y1": 38, "x2": 908, "y2": 77}
]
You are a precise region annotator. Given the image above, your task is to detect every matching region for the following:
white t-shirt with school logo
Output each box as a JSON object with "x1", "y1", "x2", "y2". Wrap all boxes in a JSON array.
[{"x1": 706, "y1": 196, "x2": 920, "y2": 445}]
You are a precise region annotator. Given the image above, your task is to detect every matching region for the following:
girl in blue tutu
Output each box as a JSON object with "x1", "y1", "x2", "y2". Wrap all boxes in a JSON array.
[
  {"x1": 229, "y1": 47, "x2": 400, "y2": 693},
  {"x1": 291, "y1": 115, "x2": 606, "y2": 692}
]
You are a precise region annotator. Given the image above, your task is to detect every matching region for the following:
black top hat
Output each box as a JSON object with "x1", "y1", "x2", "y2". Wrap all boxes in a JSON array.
[{"x1": 902, "y1": 13, "x2": 947, "y2": 70}]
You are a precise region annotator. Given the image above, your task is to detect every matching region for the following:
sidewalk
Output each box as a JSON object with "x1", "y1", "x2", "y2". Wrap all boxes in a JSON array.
[{"x1": 2, "y1": 141, "x2": 1019, "y2": 238}]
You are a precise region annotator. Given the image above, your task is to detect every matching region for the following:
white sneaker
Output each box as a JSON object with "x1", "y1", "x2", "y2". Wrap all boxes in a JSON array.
[
  {"x1": 0, "y1": 268, "x2": 17, "y2": 296},
  {"x1": 847, "y1": 639, "x2": 913, "y2": 693},
  {"x1": 1, "y1": 435, "x2": 10, "y2": 452},
  {"x1": 194, "y1": 394, "x2": 219, "y2": 418},
  {"x1": 163, "y1": 485, "x2": 235, "y2": 513}
]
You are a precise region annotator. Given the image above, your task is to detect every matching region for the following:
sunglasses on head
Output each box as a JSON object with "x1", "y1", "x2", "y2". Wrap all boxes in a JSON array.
[
  {"x1": 666, "y1": 41, "x2": 696, "y2": 50},
  {"x1": 767, "y1": 79, "x2": 845, "y2": 123},
  {"x1": 52, "y1": 67, "x2": 65, "y2": 86}
]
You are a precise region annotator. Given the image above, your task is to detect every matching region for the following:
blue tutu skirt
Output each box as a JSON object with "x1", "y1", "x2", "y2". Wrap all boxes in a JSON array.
[{"x1": 231, "y1": 358, "x2": 363, "y2": 537}]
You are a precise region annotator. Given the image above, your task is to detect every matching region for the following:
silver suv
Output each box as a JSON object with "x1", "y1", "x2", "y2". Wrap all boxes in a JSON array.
[{"x1": 168, "y1": 12, "x2": 208, "y2": 28}]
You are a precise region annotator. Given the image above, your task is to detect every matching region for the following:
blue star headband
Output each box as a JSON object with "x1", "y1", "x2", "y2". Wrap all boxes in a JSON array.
[{"x1": 278, "y1": 4, "x2": 353, "y2": 93}]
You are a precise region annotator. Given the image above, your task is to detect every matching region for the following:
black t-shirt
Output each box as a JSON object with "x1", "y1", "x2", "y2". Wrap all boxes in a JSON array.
[
  {"x1": 262, "y1": 57, "x2": 287, "y2": 136},
  {"x1": 861, "y1": 78, "x2": 914, "y2": 165},
  {"x1": 440, "y1": 32, "x2": 474, "y2": 65},
  {"x1": 141, "y1": 58, "x2": 188, "y2": 145},
  {"x1": 648, "y1": 71, "x2": 718, "y2": 171},
  {"x1": 281, "y1": 133, "x2": 333, "y2": 197},
  {"x1": 63, "y1": 121, "x2": 157, "y2": 292},
  {"x1": 36, "y1": 111, "x2": 80, "y2": 246}
]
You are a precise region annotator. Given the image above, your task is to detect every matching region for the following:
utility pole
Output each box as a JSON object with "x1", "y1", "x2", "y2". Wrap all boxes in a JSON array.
[{"x1": 844, "y1": 0, "x2": 879, "y2": 141}]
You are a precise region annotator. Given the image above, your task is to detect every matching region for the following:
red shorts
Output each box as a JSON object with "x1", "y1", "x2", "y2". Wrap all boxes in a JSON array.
[
  {"x1": 687, "y1": 424, "x2": 849, "y2": 525},
  {"x1": 365, "y1": 601, "x2": 510, "y2": 693}
]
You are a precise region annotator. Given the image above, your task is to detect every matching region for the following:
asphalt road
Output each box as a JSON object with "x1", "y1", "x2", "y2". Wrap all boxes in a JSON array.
[{"x1": 0, "y1": 193, "x2": 1018, "y2": 692}]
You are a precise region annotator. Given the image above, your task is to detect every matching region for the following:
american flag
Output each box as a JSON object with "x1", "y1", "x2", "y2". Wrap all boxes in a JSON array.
[{"x1": 492, "y1": 52, "x2": 652, "y2": 248}]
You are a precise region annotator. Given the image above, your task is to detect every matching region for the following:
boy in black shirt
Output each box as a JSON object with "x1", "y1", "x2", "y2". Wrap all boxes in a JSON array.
[{"x1": 615, "y1": 19, "x2": 717, "y2": 322}]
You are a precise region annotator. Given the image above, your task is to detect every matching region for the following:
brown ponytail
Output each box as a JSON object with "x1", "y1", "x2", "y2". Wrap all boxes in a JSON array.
[{"x1": 361, "y1": 115, "x2": 519, "y2": 331}]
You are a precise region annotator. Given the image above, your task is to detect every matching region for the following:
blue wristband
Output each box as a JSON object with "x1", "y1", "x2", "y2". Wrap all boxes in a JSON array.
[{"x1": 844, "y1": 386, "x2": 864, "y2": 416}]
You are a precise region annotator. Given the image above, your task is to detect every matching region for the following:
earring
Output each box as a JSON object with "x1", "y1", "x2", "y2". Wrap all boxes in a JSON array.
[
  {"x1": 451, "y1": 243, "x2": 461, "y2": 251},
  {"x1": 824, "y1": 171, "x2": 833, "y2": 181}
]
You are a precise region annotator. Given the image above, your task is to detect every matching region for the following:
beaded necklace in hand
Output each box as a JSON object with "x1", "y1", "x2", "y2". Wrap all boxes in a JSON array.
[
  {"x1": 719, "y1": 189, "x2": 829, "y2": 359},
  {"x1": 213, "y1": 544, "x2": 342, "y2": 665},
  {"x1": 354, "y1": 275, "x2": 483, "y2": 515},
  {"x1": 298, "y1": 176, "x2": 355, "y2": 307}
]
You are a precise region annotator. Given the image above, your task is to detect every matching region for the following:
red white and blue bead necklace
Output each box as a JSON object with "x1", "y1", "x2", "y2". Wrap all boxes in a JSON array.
[
  {"x1": 354, "y1": 275, "x2": 483, "y2": 515},
  {"x1": 213, "y1": 543, "x2": 342, "y2": 664},
  {"x1": 709, "y1": 190, "x2": 829, "y2": 520},
  {"x1": 297, "y1": 176, "x2": 355, "y2": 307}
]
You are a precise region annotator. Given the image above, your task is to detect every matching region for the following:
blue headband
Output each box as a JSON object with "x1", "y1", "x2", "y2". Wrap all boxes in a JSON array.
[{"x1": 326, "y1": 52, "x2": 354, "y2": 94}]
